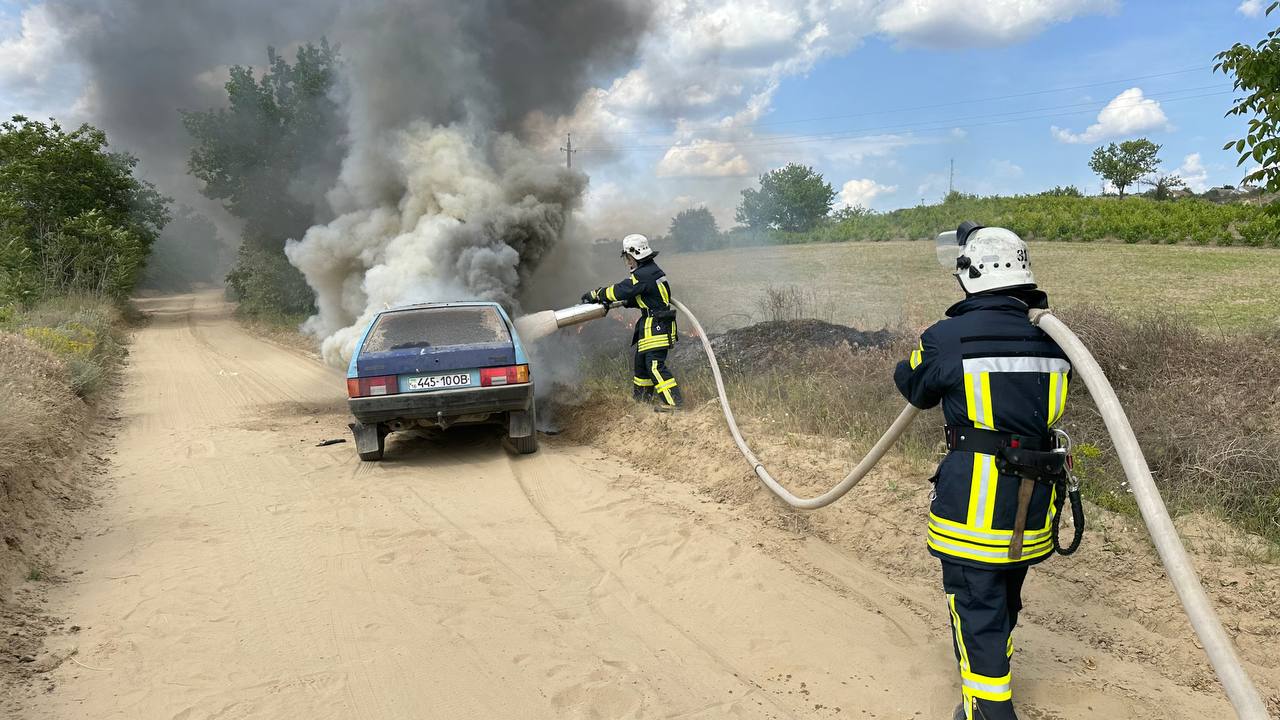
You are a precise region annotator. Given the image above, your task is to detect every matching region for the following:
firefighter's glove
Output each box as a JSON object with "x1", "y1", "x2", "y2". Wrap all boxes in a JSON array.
[{"x1": 580, "y1": 291, "x2": 596, "y2": 304}]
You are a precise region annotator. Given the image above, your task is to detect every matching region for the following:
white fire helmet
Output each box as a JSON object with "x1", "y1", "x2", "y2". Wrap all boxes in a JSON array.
[
  {"x1": 621, "y1": 233, "x2": 655, "y2": 261},
  {"x1": 935, "y1": 223, "x2": 1036, "y2": 295}
]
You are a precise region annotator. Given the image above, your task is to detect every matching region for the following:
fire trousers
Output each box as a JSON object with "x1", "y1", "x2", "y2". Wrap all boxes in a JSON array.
[
  {"x1": 632, "y1": 347, "x2": 680, "y2": 406},
  {"x1": 942, "y1": 560, "x2": 1028, "y2": 720}
]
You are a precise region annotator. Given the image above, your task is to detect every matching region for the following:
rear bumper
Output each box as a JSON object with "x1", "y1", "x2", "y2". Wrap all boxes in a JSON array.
[{"x1": 349, "y1": 383, "x2": 534, "y2": 424}]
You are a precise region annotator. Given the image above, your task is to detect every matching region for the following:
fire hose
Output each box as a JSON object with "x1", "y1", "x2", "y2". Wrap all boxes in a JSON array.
[{"x1": 667, "y1": 298, "x2": 1271, "y2": 719}]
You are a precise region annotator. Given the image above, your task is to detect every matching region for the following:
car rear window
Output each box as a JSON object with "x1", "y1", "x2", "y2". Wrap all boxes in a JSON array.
[{"x1": 361, "y1": 306, "x2": 511, "y2": 354}]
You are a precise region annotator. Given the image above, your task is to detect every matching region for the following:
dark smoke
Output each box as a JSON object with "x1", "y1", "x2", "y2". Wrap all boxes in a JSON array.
[{"x1": 44, "y1": 1, "x2": 650, "y2": 340}]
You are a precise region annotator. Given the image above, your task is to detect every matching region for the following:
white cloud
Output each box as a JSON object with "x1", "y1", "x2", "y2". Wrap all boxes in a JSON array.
[
  {"x1": 656, "y1": 139, "x2": 752, "y2": 178},
  {"x1": 991, "y1": 159, "x2": 1024, "y2": 178},
  {"x1": 0, "y1": 4, "x2": 83, "y2": 117},
  {"x1": 1050, "y1": 87, "x2": 1171, "y2": 144},
  {"x1": 1177, "y1": 153, "x2": 1209, "y2": 192},
  {"x1": 837, "y1": 178, "x2": 898, "y2": 209},
  {"x1": 591, "y1": 0, "x2": 1113, "y2": 135},
  {"x1": 1238, "y1": 0, "x2": 1266, "y2": 18},
  {"x1": 0, "y1": 5, "x2": 64, "y2": 86},
  {"x1": 877, "y1": 0, "x2": 1116, "y2": 47}
]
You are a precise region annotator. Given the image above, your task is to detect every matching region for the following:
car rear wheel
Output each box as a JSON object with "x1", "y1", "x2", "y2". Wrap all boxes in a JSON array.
[
  {"x1": 510, "y1": 431, "x2": 539, "y2": 455},
  {"x1": 506, "y1": 404, "x2": 539, "y2": 455}
]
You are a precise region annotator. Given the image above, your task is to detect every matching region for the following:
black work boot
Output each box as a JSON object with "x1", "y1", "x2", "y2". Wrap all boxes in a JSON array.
[
  {"x1": 653, "y1": 386, "x2": 683, "y2": 412},
  {"x1": 952, "y1": 703, "x2": 967, "y2": 720},
  {"x1": 633, "y1": 386, "x2": 654, "y2": 403}
]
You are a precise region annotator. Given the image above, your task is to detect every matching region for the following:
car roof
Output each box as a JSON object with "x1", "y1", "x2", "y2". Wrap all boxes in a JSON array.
[{"x1": 379, "y1": 301, "x2": 504, "y2": 314}]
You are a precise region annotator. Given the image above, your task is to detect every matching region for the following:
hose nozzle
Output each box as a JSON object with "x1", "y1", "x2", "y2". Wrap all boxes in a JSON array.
[{"x1": 552, "y1": 302, "x2": 620, "y2": 329}]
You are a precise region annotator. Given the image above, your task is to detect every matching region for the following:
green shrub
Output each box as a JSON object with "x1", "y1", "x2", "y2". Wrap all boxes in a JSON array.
[{"x1": 225, "y1": 245, "x2": 316, "y2": 318}]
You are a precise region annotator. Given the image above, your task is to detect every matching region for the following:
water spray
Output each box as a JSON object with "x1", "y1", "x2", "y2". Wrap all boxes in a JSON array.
[{"x1": 525, "y1": 297, "x2": 1270, "y2": 719}]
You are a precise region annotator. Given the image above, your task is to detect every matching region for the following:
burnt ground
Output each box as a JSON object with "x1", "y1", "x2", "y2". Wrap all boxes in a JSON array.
[{"x1": 670, "y1": 318, "x2": 896, "y2": 372}]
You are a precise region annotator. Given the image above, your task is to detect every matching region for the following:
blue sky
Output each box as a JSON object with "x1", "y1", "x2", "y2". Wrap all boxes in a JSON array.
[
  {"x1": 0, "y1": 0, "x2": 1272, "y2": 234},
  {"x1": 570, "y1": 1, "x2": 1274, "y2": 231},
  {"x1": 757, "y1": 2, "x2": 1263, "y2": 206}
]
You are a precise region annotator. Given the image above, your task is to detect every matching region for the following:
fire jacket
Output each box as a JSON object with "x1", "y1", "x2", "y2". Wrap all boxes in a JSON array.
[
  {"x1": 894, "y1": 291, "x2": 1071, "y2": 569},
  {"x1": 590, "y1": 256, "x2": 678, "y2": 352}
]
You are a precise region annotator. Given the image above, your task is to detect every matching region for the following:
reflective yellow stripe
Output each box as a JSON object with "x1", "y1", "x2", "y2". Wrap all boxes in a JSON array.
[
  {"x1": 1041, "y1": 483, "x2": 1057, "y2": 533},
  {"x1": 655, "y1": 379, "x2": 677, "y2": 392},
  {"x1": 636, "y1": 295, "x2": 648, "y2": 310},
  {"x1": 928, "y1": 529, "x2": 1053, "y2": 564},
  {"x1": 961, "y1": 669, "x2": 1012, "y2": 702},
  {"x1": 657, "y1": 281, "x2": 670, "y2": 304},
  {"x1": 980, "y1": 454, "x2": 997, "y2": 528},
  {"x1": 605, "y1": 285, "x2": 618, "y2": 302},
  {"x1": 928, "y1": 513, "x2": 1052, "y2": 545},
  {"x1": 1048, "y1": 371, "x2": 1059, "y2": 426},
  {"x1": 1056, "y1": 372, "x2": 1069, "y2": 424},
  {"x1": 637, "y1": 337, "x2": 671, "y2": 351},
  {"x1": 633, "y1": 377, "x2": 654, "y2": 387},
  {"x1": 966, "y1": 454, "x2": 982, "y2": 526},
  {"x1": 629, "y1": 274, "x2": 639, "y2": 285},
  {"x1": 947, "y1": 593, "x2": 970, "y2": 672},
  {"x1": 1006, "y1": 634, "x2": 1015, "y2": 658}
]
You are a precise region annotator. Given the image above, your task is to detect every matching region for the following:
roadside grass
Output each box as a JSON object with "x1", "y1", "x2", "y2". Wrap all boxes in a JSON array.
[
  {"x1": 0, "y1": 293, "x2": 131, "y2": 586},
  {"x1": 576, "y1": 289, "x2": 1280, "y2": 547}
]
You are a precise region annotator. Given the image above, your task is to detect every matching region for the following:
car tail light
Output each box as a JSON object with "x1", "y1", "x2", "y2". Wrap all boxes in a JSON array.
[
  {"x1": 348, "y1": 375, "x2": 399, "y2": 398},
  {"x1": 480, "y1": 364, "x2": 530, "y2": 387}
]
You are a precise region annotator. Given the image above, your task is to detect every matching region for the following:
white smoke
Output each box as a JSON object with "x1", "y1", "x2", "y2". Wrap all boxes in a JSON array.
[{"x1": 285, "y1": 123, "x2": 586, "y2": 365}]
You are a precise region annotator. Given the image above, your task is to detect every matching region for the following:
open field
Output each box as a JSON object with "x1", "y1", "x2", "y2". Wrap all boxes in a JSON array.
[{"x1": 655, "y1": 241, "x2": 1280, "y2": 334}]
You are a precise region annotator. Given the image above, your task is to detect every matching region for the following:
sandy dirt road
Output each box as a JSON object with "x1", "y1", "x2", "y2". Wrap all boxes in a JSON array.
[{"x1": 20, "y1": 292, "x2": 1240, "y2": 719}]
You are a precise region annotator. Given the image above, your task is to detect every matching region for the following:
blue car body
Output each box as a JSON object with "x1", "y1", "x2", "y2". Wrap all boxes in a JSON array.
[{"x1": 345, "y1": 301, "x2": 537, "y2": 459}]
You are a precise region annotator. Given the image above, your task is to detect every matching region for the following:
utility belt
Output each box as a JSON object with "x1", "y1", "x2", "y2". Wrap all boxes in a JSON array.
[
  {"x1": 944, "y1": 426, "x2": 1065, "y2": 483},
  {"x1": 645, "y1": 307, "x2": 677, "y2": 322},
  {"x1": 943, "y1": 425, "x2": 1085, "y2": 560}
]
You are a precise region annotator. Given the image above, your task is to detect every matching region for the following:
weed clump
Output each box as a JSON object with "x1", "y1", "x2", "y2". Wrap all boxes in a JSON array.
[{"x1": 1055, "y1": 307, "x2": 1280, "y2": 541}]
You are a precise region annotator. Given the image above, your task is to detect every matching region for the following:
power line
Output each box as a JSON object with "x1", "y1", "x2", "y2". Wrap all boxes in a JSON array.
[
  {"x1": 569, "y1": 65, "x2": 1215, "y2": 141},
  {"x1": 559, "y1": 132, "x2": 577, "y2": 169},
  {"x1": 575, "y1": 86, "x2": 1233, "y2": 153}
]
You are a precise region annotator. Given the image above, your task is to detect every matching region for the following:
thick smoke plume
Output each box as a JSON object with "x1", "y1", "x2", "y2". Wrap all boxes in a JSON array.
[
  {"x1": 44, "y1": 0, "x2": 650, "y2": 363},
  {"x1": 288, "y1": 1, "x2": 650, "y2": 365},
  {"x1": 287, "y1": 127, "x2": 588, "y2": 363}
]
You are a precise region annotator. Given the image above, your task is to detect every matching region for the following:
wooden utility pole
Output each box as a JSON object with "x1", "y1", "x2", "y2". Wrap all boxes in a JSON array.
[
  {"x1": 560, "y1": 133, "x2": 577, "y2": 169},
  {"x1": 948, "y1": 158, "x2": 955, "y2": 196}
]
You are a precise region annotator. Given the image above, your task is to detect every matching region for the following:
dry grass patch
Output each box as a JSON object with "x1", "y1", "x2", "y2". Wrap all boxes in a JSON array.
[{"x1": 571, "y1": 301, "x2": 1280, "y2": 545}]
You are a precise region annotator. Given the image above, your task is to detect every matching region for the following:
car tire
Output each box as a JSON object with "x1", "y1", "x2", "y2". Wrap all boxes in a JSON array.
[
  {"x1": 510, "y1": 431, "x2": 539, "y2": 455},
  {"x1": 507, "y1": 404, "x2": 539, "y2": 455}
]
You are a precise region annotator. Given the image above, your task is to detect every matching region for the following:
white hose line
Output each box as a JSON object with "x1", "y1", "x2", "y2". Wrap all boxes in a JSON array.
[
  {"x1": 671, "y1": 299, "x2": 921, "y2": 510},
  {"x1": 1031, "y1": 310, "x2": 1269, "y2": 719}
]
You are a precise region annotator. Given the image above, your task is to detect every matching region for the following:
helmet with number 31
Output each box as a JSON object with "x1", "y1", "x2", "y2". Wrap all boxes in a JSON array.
[{"x1": 935, "y1": 221, "x2": 1036, "y2": 295}]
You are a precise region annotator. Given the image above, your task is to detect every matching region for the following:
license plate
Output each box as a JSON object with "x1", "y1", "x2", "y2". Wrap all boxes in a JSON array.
[{"x1": 405, "y1": 373, "x2": 472, "y2": 391}]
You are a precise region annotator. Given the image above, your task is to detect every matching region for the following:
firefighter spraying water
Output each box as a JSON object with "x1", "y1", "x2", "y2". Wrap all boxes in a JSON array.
[{"x1": 526, "y1": 225, "x2": 1269, "y2": 720}]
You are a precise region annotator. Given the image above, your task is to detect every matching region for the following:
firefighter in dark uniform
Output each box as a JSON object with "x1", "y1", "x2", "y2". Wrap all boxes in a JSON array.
[
  {"x1": 895, "y1": 222, "x2": 1072, "y2": 720},
  {"x1": 582, "y1": 233, "x2": 682, "y2": 408}
]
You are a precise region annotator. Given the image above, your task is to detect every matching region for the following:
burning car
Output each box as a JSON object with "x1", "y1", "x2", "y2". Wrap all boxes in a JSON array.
[{"x1": 345, "y1": 301, "x2": 537, "y2": 460}]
